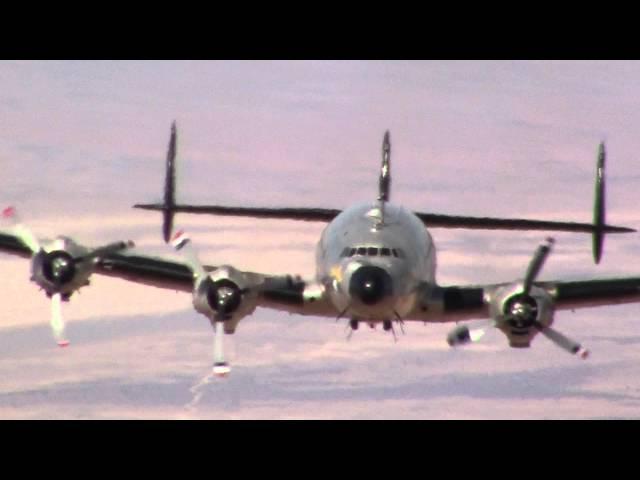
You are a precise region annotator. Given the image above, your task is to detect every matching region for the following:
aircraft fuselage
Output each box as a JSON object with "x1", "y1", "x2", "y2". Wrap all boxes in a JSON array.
[{"x1": 316, "y1": 202, "x2": 435, "y2": 322}]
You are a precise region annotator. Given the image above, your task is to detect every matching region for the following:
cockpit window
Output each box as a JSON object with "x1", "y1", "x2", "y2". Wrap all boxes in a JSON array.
[{"x1": 348, "y1": 246, "x2": 403, "y2": 258}]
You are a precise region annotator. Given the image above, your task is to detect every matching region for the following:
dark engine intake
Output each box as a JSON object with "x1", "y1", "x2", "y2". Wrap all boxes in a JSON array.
[
  {"x1": 205, "y1": 277, "x2": 243, "y2": 317},
  {"x1": 34, "y1": 250, "x2": 77, "y2": 287}
]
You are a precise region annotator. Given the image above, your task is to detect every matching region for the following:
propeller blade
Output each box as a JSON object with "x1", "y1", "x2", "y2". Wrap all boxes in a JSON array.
[
  {"x1": 534, "y1": 321, "x2": 589, "y2": 359},
  {"x1": 50, "y1": 293, "x2": 69, "y2": 347},
  {"x1": 2, "y1": 206, "x2": 41, "y2": 253},
  {"x1": 523, "y1": 237, "x2": 554, "y2": 295},
  {"x1": 74, "y1": 240, "x2": 135, "y2": 263},
  {"x1": 212, "y1": 320, "x2": 230, "y2": 377},
  {"x1": 171, "y1": 230, "x2": 206, "y2": 279}
]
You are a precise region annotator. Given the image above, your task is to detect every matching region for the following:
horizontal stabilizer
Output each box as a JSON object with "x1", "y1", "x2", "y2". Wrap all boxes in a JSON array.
[
  {"x1": 134, "y1": 202, "x2": 634, "y2": 234},
  {"x1": 413, "y1": 212, "x2": 634, "y2": 234},
  {"x1": 134, "y1": 203, "x2": 341, "y2": 222}
]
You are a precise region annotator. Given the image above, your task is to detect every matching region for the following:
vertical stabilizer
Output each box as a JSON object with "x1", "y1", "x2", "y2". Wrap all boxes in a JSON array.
[
  {"x1": 379, "y1": 131, "x2": 391, "y2": 203},
  {"x1": 162, "y1": 122, "x2": 178, "y2": 243},
  {"x1": 592, "y1": 142, "x2": 606, "y2": 264}
]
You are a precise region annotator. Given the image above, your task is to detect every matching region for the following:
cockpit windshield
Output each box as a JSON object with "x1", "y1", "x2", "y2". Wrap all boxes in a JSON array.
[{"x1": 340, "y1": 246, "x2": 405, "y2": 258}]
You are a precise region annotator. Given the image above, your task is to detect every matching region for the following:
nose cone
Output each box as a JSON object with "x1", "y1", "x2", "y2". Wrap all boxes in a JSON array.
[{"x1": 349, "y1": 265, "x2": 393, "y2": 306}]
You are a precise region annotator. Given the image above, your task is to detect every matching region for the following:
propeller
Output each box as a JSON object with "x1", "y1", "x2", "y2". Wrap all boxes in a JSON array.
[
  {"x1": 50, "y1": 292, "x2": 69, "y2": 347},
  {"x1": 171, "y1": 230, "x2": 206, "y2": 278},
  {"x1": 504, "y1": 237, "x2": 589, "y2": 357},
  {"x1": 171, "y1": 230, "x2": 237, "y2": 377},
  {"x1": 447, "y1": 237, "x2": 589, "y2": 358},
  {"x1": 3, "y1": 206, "x2": 134, "y2": 346},
  {"x1": 533, "y1": 320, "x2": 589, "y2": 359},
  {"x1": 522, "y1": 238, "x2": 554, "y2": 296}
]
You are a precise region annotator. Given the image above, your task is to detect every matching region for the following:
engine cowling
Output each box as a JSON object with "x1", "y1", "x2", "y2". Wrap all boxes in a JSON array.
[
  {"x1": 30, "y1": 247, "x2": 92, "y2": 298},
  {"x1": 192, "y1": 265, "x2": 258, "y2": 334},
  {"x1": 487, "y1": 282, "x2": 555, "y2": 348}
]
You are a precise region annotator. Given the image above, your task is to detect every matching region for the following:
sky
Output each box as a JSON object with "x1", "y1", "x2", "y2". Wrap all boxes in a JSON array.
[{"x1": 1, "y1": 60, "x2": 640, "y2": 419}]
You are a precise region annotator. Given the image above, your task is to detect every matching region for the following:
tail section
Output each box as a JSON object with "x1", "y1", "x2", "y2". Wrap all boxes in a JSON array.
[
  {"x1": 378, "y1": 131, "x2": 391, "y2": 202},
  {"x1": 592, "y1": 142, "x2": 606, "y2": 264},
  {"x1": 134, "y1": 122, "x2": 178, "y2": 243},
  {"x1": 162, "y1": 122, "x2": 178, "y2": 243}
]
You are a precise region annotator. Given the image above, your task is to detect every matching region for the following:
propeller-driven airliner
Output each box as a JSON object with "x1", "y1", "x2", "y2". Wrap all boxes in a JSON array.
[{"x1": 2, "y1": 123, "x2": 639, "y2": 376}]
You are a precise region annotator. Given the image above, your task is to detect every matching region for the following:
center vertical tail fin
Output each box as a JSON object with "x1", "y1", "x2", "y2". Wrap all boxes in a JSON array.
[{"x1": 378, "y1": 131, "x2": 391, "y2": 203}]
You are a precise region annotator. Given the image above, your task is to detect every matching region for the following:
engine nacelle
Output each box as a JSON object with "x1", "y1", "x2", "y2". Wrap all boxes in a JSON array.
[
  {"x1": 29, "y1": 237, "x2": 93, "y2": 297},
  {"x1": 487, "y1": 282, "x2": 555, "y2": 348},
  {"x1": 192, "y1": 265, "x2": 258, "y2": 334}
]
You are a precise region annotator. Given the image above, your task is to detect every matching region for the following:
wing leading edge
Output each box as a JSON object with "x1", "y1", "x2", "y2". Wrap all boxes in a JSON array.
[{"x1": 95, "y1": 250, "x2": 337, "y2": 317}]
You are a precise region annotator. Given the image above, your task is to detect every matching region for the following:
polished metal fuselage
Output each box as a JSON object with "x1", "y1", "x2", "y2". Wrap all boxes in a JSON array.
[{"x1": 316, "y1": 202, "x2": 435, "y2": 322}]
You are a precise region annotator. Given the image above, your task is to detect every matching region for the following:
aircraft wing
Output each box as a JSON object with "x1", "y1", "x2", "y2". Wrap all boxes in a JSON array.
[
  {"x1": 412, "y1": 278, "x2": 640, "y2": 323},
  {"x1": 96, "y1": 250, "x2": 337, "y2": 316},
  {"x1": 0, "y1": 229, "x2": 337, "y2": 317},
  {"x1": 0, "y1": 231, "x2": 33, "y2": 258}
]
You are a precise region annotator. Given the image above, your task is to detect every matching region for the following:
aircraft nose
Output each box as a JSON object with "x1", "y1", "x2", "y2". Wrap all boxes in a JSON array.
[{"x1": 349, "y1": 265, "x2": 393, "y2": 306}]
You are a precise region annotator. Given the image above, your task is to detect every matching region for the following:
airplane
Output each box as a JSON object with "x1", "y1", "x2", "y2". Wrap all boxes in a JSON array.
[{"x1": 2, "y1": 122, "x2": 640, "y2": 377}]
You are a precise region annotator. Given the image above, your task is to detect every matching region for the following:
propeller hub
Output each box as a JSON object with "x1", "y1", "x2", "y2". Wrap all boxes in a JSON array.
[
  {"x1": 504, "y1": 294, "x2": 538, "y2": 328},
  {"x1": 206, "y1": 278, "x2": 242, "y2": 317},
  {"x1": 41, "y1": 251, "x2": 76, "y2": 286}
]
